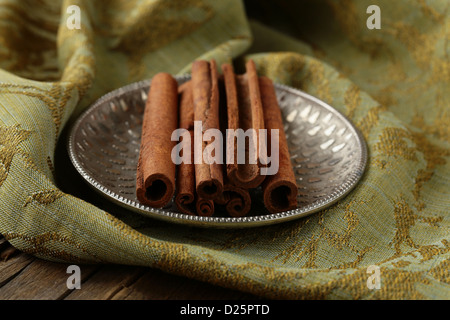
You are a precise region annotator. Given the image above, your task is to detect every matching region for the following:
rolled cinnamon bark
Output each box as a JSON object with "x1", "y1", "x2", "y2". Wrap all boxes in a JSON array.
[
  {"x1": 222, "y1": 60, "x2": 266, "y2": 189},
  {"x1": 175, "y1": 81, "x2": 196, "y2": 215},
  {"x1": 259, "y1": 76, "x2": 298, "y2": 213},
  {"x1": 136, "y1": 73, "x2": 178, "y2": 207},
  {"x1": 196, "y1": 197, "x2": 215, "y2": 217},
  {"x1": 192, "y1": 60, "x2": 224, "y2": 199},
  {"x1": 215, "y1": 181, "x2": 251, "y2": 217}
]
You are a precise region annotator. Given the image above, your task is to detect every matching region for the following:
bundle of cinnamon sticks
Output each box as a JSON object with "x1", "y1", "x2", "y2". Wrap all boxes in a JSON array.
[{"x1": 136, "y1": 60, "x2": 298, "y2": 217}]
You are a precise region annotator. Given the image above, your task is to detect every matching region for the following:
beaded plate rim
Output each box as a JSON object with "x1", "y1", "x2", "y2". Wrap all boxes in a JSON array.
[{"x1": 67, "y1": 75, "x2": 368, "y2": 228}]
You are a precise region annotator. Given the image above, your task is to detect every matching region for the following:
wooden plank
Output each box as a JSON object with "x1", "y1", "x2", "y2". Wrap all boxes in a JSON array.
[
  {"x1": 166, "y1": 277, "x2": 259, "y2": 300},
  {"x1": 0, "y1": 235, "x2": 20, "y2": 261},
  {"x1": 111, "y1": 268, "x2": 186, "y2": 300},
  {"x1": 0, "y1": 246, "x2": 19, "y2": 261},
  {"x1": 110, "y1": 268, "x2": 258, "y2": 300},
  {"x1": 64, "y1": 264, "x2": 146, "y2": 300},
  {"x1": 0, "y1": 253, "x2": 34, "y2": 287},
  {"x1": 0, "y1": 259, "x2": 98, "y2": 300},
  {"x1": 0, "y1": 234, "x2": 34, "y2": 289}
]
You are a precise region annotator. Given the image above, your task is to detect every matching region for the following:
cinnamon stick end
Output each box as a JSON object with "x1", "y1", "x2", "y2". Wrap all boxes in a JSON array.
[
  {"x1": 263, "y1": 181, "x2": 298, "y2": 214},
  {"x1": 197, "y1": 179, "x2": 223, "y2": 200},
  {"x1": 196, "y1": 199, "x2": 215, "y2": 217},
  {"x1": 214, "y1": 184, "x2": 252, "y2": 217},
  {"x1": 226, "y1": 192, "x2": 251, "y2": 217},
  {"x1": 227, "y1": 167, "x2": 266, "y2": 189},
  {"x1": 137, "y1": 174, "x2": 175, "y2": 208},
  {"x1": 175, "y1": 193, "x2": 195, "y2": 215}
]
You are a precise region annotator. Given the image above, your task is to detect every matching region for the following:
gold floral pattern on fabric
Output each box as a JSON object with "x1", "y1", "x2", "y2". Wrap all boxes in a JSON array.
[
  {"x1": 0, "y1": 0, "x2": 61, "y2": 80},
  {"x1": 24, "y1": 189, "x2": 66, "y2": 207},
  {"x1": 0, "y1": 124, "x2": 32, "y2": 187}
]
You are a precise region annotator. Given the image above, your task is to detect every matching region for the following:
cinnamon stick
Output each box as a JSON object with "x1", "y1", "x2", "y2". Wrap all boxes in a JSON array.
[
  {"x1": 222, "y1": 60, "x2": 266, "y2": 189},
  {"x1": 192, "y1": 60, "x2": 224, "y2": 200},
  {"x1": 215, "y1": 182, "x2": 251, "y2": 217},
  {"x1": 259, "y1": 76, "x2": 298, "y2": 213},
  {"x1": 174, "y1": 81, "x2": 196, "y2": 215},
  {"x1": 196, "y1": 197, "x2": 215, "y2": 217},
  {"x1": 136, "y1": 73, "x2": 178, "y2": 207}
]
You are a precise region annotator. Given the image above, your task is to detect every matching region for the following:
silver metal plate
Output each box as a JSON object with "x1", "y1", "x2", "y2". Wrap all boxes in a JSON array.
[{"x1": 67, "y1": 75, "x2": 367, "y2": 228}]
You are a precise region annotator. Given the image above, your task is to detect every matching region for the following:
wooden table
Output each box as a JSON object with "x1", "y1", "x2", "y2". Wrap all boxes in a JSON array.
[{"x1": 0, "y1": 234, "x2": 261, "y2": 300}]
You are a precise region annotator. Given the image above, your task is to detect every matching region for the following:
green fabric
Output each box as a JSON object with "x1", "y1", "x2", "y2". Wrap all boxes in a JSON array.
[{"x1": 0, "y1": 0, "x2": 449, "y2": 299}]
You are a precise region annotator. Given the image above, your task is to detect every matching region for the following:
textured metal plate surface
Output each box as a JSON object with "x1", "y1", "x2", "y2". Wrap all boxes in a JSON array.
[{"x1": 68, "y1": 75, "x2": 367, "y2": 228}]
